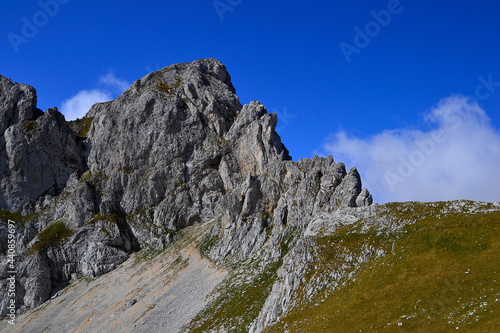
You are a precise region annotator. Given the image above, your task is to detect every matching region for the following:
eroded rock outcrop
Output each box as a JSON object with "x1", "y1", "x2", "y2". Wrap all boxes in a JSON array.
[
  {"x1": 0, "y1": 77, "x2": 84, "y2": 212},
  {"x1": 0, "y1": 59, "x2": 372, "y2": 320}
]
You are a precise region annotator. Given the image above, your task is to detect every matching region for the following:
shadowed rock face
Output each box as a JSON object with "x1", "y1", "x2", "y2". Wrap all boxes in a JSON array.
[
  {"x1": 0, "y1": 59, "x2": 372, "y2": 317},
  {"x1": 0, "y1": 77, "x2": 84, "y2": 211}
]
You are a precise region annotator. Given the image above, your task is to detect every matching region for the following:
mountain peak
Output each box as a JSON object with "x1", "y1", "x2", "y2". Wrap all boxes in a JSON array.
[{"x1": 0, "y1": 59, "x2": 372, "y2": 322}]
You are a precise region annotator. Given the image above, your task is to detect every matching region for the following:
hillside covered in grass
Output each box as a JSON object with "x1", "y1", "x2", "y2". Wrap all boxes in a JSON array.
[
  {"x1": 263, "y1": 201, "x2": 500, "y2": 332},
  {"x1": 2, "y1": 200, "x2": 498, "y2": 332}
]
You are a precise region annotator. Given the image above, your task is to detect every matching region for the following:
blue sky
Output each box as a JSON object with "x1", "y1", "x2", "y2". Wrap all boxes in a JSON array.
[{"x1": 1, "y1": 0, "x2": 499, "y2": 203}]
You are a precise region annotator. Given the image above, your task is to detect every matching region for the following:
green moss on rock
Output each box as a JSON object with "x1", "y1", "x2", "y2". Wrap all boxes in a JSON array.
[
  {"x1": 75, "y1": 117, "x2": 94, "y2": 138},
  {"x1": 31, "y1": 220, "x2": 74, "y2": 252},
  {"x1": 22, "y1": 120, "x2": 37, "y2": 131}
]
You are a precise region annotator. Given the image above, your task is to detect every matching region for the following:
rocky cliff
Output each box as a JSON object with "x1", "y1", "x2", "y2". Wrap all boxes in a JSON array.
[
  {"x1": 1, "y1": 59, "x2": 499, "y2": 333},
  {"x1": 0, "y1": 59, "x2": 373, "y2": 326}
]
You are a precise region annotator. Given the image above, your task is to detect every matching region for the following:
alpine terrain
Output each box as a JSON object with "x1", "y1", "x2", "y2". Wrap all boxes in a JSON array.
[{"x1": 0, "y1": 59, "x2": 499, "y2": 332}]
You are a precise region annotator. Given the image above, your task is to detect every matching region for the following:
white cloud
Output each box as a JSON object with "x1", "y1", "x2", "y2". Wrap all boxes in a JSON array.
[
  {"x1": 60, "y1": 89, "x2": 112, "y2": 120},
  {"x1": 322, "y1": 95, "x2": 500, "y2": 204},
  {"x1": 98, "y1": 70, "x2": 130, "y2": 93},
  {"x1": 60, "y1": 71, "x2": 129, "y2": 121}
]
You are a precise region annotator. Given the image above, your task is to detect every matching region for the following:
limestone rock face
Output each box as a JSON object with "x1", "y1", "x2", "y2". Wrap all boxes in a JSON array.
[
  {"x1": 0, "y1": 59, "x2": 372, "y2": 319},
  {"x1": 0, "y1": 76, "x2": 85, "y2": 212},
  {"x1": 2, "y1": 108, "x2": 85, "y2": 211},
  {"x1": 0, "y1": 76, "x2": 40, "y2": 136}
]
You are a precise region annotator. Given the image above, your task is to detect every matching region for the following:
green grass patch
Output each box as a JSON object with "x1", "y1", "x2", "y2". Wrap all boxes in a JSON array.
[
  {"x1": 22, "y1": 120, "x2": 37, "y2": 131},
  {"x1": 0, "y1": 209, "x2": 41, "y2": 227},
  {"x1": 75, "y1": 117, "x2": 94, "y2": 138},
  {"x1": 79, "y1": 170, "x2": 93, "y2": 183},
  {"x1": 89, "y1": 212, "x2": 120, "y2": 224},
  {"x1": 264, "y1": 203, "x2": 500, "y2": 333},
  {"x1": 31, "y1": 220, "x2": 74, "y2": 253},
  {"x1": 0, "y1": 210, "x2": 26, "y2": 223},
  {"x1": 68, "y1": 117, "x2": 94, "y2": 138},
  {"x1": 199, "y1": 234, "x2": 220, "y2": 255},
  {"x1": 187, "y1": 229, "x2": 297, "y2": 332},
  {"x1": 187, "y1": 259, "x2": 282, "y2": 333},
  {"x1": 134, "y1": 247, "x2": 165, "y2": 264}
]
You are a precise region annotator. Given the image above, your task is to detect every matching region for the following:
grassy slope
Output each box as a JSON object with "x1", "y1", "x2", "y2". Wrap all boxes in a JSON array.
[
  {"x1": 185, "y1": 258, "x2": 281, "y2": 333},
  {"x1": 185, "y1": 229, "x2": 298, "y2": 332},
  {"x1": 264, "y1": 201, "x2": 500, "y2": 332}
]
